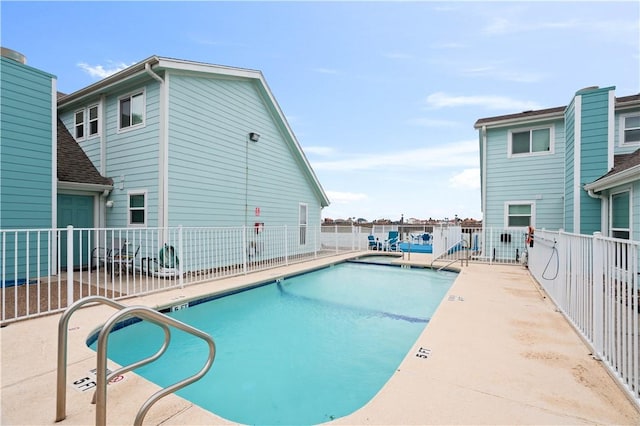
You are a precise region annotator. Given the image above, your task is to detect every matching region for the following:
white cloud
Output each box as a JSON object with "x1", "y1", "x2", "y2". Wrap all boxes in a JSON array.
[
  {"x1": 449, "y1": 168, "x2": 480, "y2": 189},
  {"x1": 312, "y1": 139, "x2": 478, "y2": 172},
  {"x1": 304, "y1": 146, "x2": 336, "y2": 156},
  {"x1": 426, "y1": 92, "x2": 542, "y2": 111},
  {"x1": 325, "y1": 191, "x2": 368, "y2": 204},
  {"x1": 383, "y1": 52, "x2": 414, "y2": 60},
  {"x1": 77, "y1": 61, "x2": 133, "y2": 79},
  {"x1": 312, "y1": 67, "x2": 339, "y2": 75},
  {"x1": 429, "y1": 42, "x2": 466, "y2": 49},
  {"x1": 462, "y1": 66, "x2": 544, "y2": 84},
  {"x1": 481, "y1": 8, "x2": 638, "y2": 42},
  {"x1": 406, "y1": 117, "x2": 459, "y2": 127}
]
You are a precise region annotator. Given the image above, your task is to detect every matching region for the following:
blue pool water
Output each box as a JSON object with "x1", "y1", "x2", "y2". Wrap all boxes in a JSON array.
[{"x1": 90, "y1": 263, "x2": 455, "y2": 425}]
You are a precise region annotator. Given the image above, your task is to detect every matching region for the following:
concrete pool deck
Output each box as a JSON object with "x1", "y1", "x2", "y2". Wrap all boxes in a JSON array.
[{"x1": 1, "y1": 252, "x2": 639, "y2": 425}]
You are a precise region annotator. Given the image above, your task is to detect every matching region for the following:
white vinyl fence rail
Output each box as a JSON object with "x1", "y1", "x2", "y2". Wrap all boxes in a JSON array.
[
  {"x1": 1, "y1": 225, "x2": 362, "y2": 324},
  {"x1": 528, "y1": 229, "x2": 639, "y2": 408}
]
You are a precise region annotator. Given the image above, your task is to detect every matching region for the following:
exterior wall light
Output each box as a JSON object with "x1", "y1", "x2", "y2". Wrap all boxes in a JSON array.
[{"x1": 249, "y1": 132, "x2": 260, "y2": 142}]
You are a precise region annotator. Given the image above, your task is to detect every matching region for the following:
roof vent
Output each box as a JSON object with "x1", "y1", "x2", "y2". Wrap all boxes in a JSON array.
[{"x1": 1, "y1": 47, "x2": 26, "y2": 64}]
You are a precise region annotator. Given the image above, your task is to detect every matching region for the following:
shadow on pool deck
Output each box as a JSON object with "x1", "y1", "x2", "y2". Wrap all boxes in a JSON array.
[{"x1": 1, "y1": 252, "x2": 639, "y2": 425}]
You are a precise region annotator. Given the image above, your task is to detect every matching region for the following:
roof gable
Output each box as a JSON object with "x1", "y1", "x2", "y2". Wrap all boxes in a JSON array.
[
  {"x1": 57, "y1": 119, "x2": 112, "y2": 188},
  {"x1": 57, "y1": 55, "x2": 329, "y2": 207}
]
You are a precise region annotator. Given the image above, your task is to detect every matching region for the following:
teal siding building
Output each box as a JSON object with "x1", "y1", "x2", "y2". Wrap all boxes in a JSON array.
[
  {"x1": 0, "y1": 51, "x2": 56, "y2": 282},
  {"x1": 57, "y1": 56, "x2": 329, "y2": 259},
  {"x1": 476, "y1": 87, "x2": 640, "y2": 241},
  {"x1": 0, "y1": 53, "x2": 56, "y2": 230},
  {"x1": 1, "y1": 51, "x2": 328, "y2": 281}
]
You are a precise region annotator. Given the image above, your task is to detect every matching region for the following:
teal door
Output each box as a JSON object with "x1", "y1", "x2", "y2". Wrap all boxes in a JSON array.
[{"x1": 57, "y1": 194, "x2": 94, "y2": 269}]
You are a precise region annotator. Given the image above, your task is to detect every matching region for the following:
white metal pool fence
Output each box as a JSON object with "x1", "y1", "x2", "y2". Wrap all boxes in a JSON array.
[
  {"x1": 528, "y1": 229, "x2": 640, "y2": 407},
  {"x1": 0, "y1": 224, "x2": 528, "y2": 324},
  {"x1": 1, "y1": 225, "x2": 371, "y2": 324},
  {"x1": 2, "y1": 224, "x2": 638, "y2": 407}
]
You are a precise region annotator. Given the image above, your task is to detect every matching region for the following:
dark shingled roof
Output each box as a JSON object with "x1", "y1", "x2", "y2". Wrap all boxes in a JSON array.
[
  {"x1": 474, "y1": 106, "x2": 565, "y2": 127},
  {"x1": 474, "y1": 93, "x2": 640, "y2": 128},
  {"x1": 57, "y1": 119, "x2": 112, "y2": 187},
  {"x1": 593, "y1": 149, "x2": 640, "y2": 183}
]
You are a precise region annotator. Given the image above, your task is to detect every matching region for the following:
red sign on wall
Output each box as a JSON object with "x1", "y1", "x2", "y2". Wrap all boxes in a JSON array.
[{"x1": 255, "y1": 207, "x2": 261, "y2": 217}]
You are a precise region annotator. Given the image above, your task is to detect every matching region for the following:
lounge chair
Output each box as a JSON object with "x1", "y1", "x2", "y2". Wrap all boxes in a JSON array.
[
  {"x1": 141, "y1": 244, "x2": 181, "y2": 278},
  {"x1": 385, "y1": 231, "x2": 399, "y2": 251},
  {"x1": 91, "y1": 240, "x2": 140, "y2": 275},
  {"x1": 368, "y1": 235, "x2": 382, "y2": 250}
]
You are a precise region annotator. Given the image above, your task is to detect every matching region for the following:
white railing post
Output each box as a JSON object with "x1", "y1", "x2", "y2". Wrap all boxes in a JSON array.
[
  {"x1": 314, "y1": 226, "x2": 318, "y2": 259},
  {"x1": 178, "y1": 225, "x2": 184, "y2": 288},
  {"x1": 592, "y1": 232, "x2": 604, "y2": 358},
  {"x1": 284, "y1": 225, "x2": 289, "y2": 265},
  {"x1": 66, "y1": 225, "x2": 74, "y2": 306},
  {"x1": 242, "y1": 226, "x2": 247, "y2": 275}
]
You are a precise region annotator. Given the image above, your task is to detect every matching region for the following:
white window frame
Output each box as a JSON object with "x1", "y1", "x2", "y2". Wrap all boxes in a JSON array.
[
  {"x1": 299, "y1": 203, "x2": 308, "y2": 246},
  {"x1": 88, "y1": 104, "x2": 100, "y2": 137},
  {"x1": 618, "y1": 112, "x2": 640, "y2": 146},
  {"x1": 74, "y1": 109, "x2": 85, "y2": 140},
  {"x1": 507, "y1": 125, "x2": 554, "y2": 158},
  {"x1": 74, "y1": 104, "x2": 101, "y2": 141},
  {"x1": 504, "y1": 201, "x2": 535, "y2": 228},
  {"x1": 128, "y1": 190, "x2": 147, "y2": 227},
  {"x1": 609, "y1": 188, "x2": 631, "y2": 240},
  {"x1": 118, "y1": 89, "x2": 146, "y2": 132}
]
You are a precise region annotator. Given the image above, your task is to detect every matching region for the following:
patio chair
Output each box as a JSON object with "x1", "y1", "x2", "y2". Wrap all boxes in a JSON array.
[
  {"x1": 385, "y1": 231, "x2": 399, "y2": 251},
  {"x1": 368, "y1": 235, "x2": 382, "y2": 250},
  {"x1": 141, "y1": 244, "x2": 181, "y2": 278},
  {"x1": 91, "y1": 240, "x2": 140, "y2": 275}
]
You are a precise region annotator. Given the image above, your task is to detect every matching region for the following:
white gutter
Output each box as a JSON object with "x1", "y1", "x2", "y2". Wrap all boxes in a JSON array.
[
  {"x1": 586, "y1": 188, "x2": 608, "y2": 236},
  {"x1": 473, "y1": 109, "x2": 565, "y2": 130},
  {"x1": 51, "y1": 77, "x2": 58, "y2": 230},
  {"x1": 481, "y1": 125, "x2": 487, "y2": 256},
  {"x1": 481, "y1": 126, "x2": 487, "y2": 217},
  {"x1": 57, "y1": 181, "x2": 113, "y2": 192},
  {"x1": 573, "y1": 96, "x2": 582, "y2": 234},
  {"x1": 584, "y1": 164, "x2": 640, "y2": 192},
  {"x1": 144, "y1": 63, "x2": 169, "y2": 230},
  {"x1": 608, "y1": 89, "x2": 615, "y2": 170},
  {"x1": 58, "y1": 56, "x2": 160, "y2": 108},
  {"x1": 99, "y1": 94, "x2": 107, "y2": 175}
]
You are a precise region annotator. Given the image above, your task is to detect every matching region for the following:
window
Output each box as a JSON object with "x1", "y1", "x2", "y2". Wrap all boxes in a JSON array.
[
  {"x1": 119, "y1": 91, "x2": 145, "y2": 130},
  {"x1": 509, "y1": 127, "x2": 552, "y2": 156},
  {"x1": 128, "y1": 191, "x2": 146, "y2": 226},
  {"x1": 74, "y1": 105, "x2": 100, "y2": 140},
  {"x1": 610, "y1": 191, "x2": 630, "y2": 239},
  {"x1": 299, "y1": 203, "x2": 308, "y2": 245},
  {"x1": 88, "y1": 105, "x2": 99, "y2": 136},
  {"x1": 621, "y1": 114, "x2": 640, "y2": 145},
  {"x1": 74, "y1": 110, "x2": 84, "y2": 139},
  {"x1": 506, "y1": 203, "x2": 533, "y2": 227}
]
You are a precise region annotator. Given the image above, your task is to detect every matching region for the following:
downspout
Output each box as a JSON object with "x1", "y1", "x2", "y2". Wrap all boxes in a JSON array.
[
  {"x1": 586, "y1": 188, "x2": 608, "y2": 236},
  {"x1": 481, "y1": 125, "x2": 487, "y2": 258},
  {"x1": 51, "y1": 76, "x2": 58, "y2": 231},
  {"x1": 144, "y1": 63, "x2": 169, "y2": 232},
  {"x1": 99, "y1": 94, "x2": 107, "y2": 229}
]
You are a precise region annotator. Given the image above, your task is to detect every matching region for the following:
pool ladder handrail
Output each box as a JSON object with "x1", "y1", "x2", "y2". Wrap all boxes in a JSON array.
[
  {"x1": 56, "y1": 296, "x2": 216, "y2": 426},
  {"x1": 433, "y1": 238, "x2": 470, "y2": 271}
]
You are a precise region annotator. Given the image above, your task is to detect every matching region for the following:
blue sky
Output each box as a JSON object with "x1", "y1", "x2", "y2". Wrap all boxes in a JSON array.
[{"x1": 2, "y1": 1, "x2": 639, "y2": 222}]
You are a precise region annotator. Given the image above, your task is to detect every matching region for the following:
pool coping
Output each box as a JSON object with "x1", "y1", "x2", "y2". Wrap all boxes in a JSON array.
[{"x1": 1, "y1": 252, "x2": 639, "y2": 425}]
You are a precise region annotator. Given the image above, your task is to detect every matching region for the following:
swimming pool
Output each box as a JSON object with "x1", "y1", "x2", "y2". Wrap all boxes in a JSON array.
[{"x1": 90, "y1": 262, "x2": 455, "y2": 425}]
